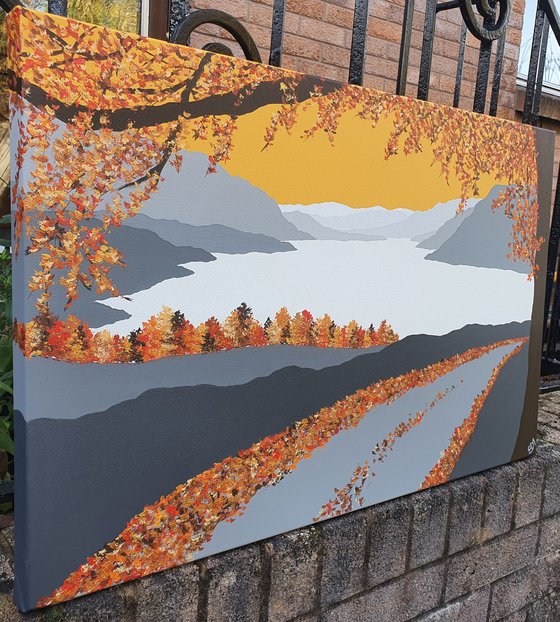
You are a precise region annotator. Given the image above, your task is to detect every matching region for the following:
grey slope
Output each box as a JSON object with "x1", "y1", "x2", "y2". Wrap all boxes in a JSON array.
[
  {"x1": 140, "y1": 151, "x2": 311, "y2": 240},
  {"x1": 425, "y1": 185, "x2": 531, "y2": 274},
  {"x1": 350, "y1": 197, "x2": 480, "y2": 239},
  {"x1": 451, "y1": 342, "x2": 529, "y2": 478},
  {"x1": 125, "y1": 213, "x2": 296, "y2": 254},
  {"x1": 417, "y1": 205, "x2": 475, "y2": 250},
  {"x1": 18, "y1": 218, "x2": 215, "y2": 328},
  {"x1": 282, "y1": 211, "x2": 385, "y2": 241},
  {"x1": 16, "y1": 344, "x2": 382, "y2": 421},
  {"x1": 411, "y1": 230, "x2": 436, "y2": 243}
]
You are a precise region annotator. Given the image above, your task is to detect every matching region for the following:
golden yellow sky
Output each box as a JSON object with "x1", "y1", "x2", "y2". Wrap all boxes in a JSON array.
[{"x1": 191, "y1": 102, "x2": 502, "y2": 211}]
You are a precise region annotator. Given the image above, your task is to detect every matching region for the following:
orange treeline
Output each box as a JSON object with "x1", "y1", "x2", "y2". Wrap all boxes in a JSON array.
[
  {"x1": 15, "y1": 303, "x2": 399, "y2": 363},
  {"x1": 36, "y1": 337, "x2": 525, "y2": 608}
]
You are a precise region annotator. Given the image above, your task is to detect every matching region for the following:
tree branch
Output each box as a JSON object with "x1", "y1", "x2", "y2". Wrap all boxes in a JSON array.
[{"x1": 8, "y1": 71, "x2": 340, "y2": 131}]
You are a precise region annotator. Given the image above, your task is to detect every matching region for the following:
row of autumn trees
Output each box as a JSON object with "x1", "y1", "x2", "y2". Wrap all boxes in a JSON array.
[{"x1": 15, "y1": 303, "x2": 399, "y2": 363}]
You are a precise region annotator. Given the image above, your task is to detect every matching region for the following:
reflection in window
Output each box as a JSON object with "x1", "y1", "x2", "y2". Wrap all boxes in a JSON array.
[
  {"x1": 68, "y1": 0, "x2": 142, "y2": 35},
  {"x1": 519, "y1": 0, "x2": 560, "y2": 91}
]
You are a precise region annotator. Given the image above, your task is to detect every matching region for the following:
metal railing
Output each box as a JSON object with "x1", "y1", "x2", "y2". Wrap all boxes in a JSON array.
[{"x1": 4, "y1": 0, "x2": 560, "y2": 378}]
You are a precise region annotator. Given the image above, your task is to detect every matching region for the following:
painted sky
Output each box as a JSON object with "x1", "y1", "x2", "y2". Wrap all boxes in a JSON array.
[{"x1": 188, "y1": 101, "x2": 504, "y2": 211}]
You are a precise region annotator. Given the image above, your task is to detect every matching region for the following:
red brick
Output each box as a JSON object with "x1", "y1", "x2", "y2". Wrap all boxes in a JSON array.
[
  {"x1": 248, "y1": 3, "x2": 272, "y2": 28},
  {"x1": 192, "y1": 0, "x2": 248, "y2": 20},
  {"x1": 325, "y1": 3, "x2": 355, "y2": 29},
  {"x1": 369, "y1": 18, "x2": 404, "y2": 44},
  {"x1": 296, "y1": 57, "x2": 345, "y2": 82},
  {"x1": 321, "y1": 42, "x2": 351, "y2": 68},
  {"x1": 187, "y1": 0, "x2": 524, "y2": 118},
  {"x1": 286, "y1": 0, "x2": 324, "y2": 20},
  {"x1": 283, "y1": 33, "x2": 322, "y2": 61},
  {"x1": 299, "y1": 16, "x2": 346, "y2": 46}
]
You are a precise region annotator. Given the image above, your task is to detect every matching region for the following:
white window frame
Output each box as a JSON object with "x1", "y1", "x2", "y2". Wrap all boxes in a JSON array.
[{"x1": 140, "y1": 0, "x2": 150, "y2": 36}]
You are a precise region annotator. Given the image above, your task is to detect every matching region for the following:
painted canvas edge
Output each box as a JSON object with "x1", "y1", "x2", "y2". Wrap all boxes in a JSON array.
[{"x1": 511, "y1": 127, "x2": 555, "y2": 460}]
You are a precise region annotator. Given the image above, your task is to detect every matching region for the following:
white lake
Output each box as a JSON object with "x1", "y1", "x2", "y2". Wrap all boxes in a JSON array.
[{"x1": 97, "y1": 239, "x2": 534, "y2": 338}]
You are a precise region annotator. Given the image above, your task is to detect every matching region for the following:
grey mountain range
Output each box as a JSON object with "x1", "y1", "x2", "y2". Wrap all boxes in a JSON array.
[
  {"x1": 280, "y1": 197, "x2": 480, "y2": 240},
  {"x1": 138, "y1": 151, "x2": 310, "y2": 240},
  {"x1": 281, "y1": 202, "x2": 411, "y2": 231},
  {"x1": 416, "y1": 205, "x2": 475, "y2": 250},
  {"x1": 124, "y1": 213, "x2": 295, "y2": 254},
  {"x1": 347, "y1": 197, "x2": 480, "y2": 239},
  {"x1": 20, "y1": 219, "x2": 215, "y2": 327}
]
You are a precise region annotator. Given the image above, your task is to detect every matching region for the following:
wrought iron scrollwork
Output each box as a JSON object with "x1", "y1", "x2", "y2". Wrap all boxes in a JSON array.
[
  {"x1": 0, "y1": 0, "x2": 21, "y2": 13},
  {"x1": 171, "y1": 9, "x2": 262, "y2": 63},
  {"x1": 457, "y1": 0, "x2": 511, "y2": 41}
]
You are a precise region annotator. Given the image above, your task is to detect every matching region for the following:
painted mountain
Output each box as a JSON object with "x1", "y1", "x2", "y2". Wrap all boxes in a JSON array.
[
  {"x1": 137, "y1": 150, "x2": 310, "y2": 240},
  {"x1": 9, "y1": 7, "x2": 553, "y2": 613},
  {"x1": 425, "y1": 185, "x2": 531, "y2": 274}
]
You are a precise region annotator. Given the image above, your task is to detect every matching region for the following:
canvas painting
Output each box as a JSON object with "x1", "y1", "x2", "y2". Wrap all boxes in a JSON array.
[{"x1": 8, "y1": 7, "x2": 553, "y2": 611}]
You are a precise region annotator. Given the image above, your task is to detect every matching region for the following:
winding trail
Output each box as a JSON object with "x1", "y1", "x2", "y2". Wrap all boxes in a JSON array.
[{"x1": 198, "y1": 341, "x2": 521, "y2": 557}]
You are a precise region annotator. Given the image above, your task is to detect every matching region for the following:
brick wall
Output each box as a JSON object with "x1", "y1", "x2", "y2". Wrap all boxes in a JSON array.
[
  {"x1": 1, "y1": 401, "x2": 560, "y2": 621},
  {"x1": 187, "y1": 0, "x2": 526, "y2": 119}
]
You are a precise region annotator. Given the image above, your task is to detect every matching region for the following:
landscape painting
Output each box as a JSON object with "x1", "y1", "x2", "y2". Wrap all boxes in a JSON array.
[{"x1": 8, "y1": 6, "x2": 553, "y2": 612}]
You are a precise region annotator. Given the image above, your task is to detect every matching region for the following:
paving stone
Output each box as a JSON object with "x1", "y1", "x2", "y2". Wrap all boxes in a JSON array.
[
  {"x1": 539, "y1": 425, "x2": 560, "y2": 446},
  {"x1": 135, "y1": 563, "x2": 198, "y2": 622},
  {"x1": 321, "y1": 511, "x2": 368, "y2": 606},
  {"x1": 447, "y1": 475, "x2": 485, "y2": 555},
  {"x1": 413, "y1": 587, "x2": 490, "y2": 622},
  {"x1": 514, "y1": 458, "x2": 545, "y2": 528},
  {"x1": 409, "y1": 487, "x2": 450, "y2": 569},
  {"x1": 539, "y1": 410, "x2": 560, "y2": 430},
  {"x1": 497, "y1": 608, "x2": 528, "y2": 622},
  {"x1": 483, "y1": 465, "x2": 516, "y2": 541},
  {"x1": 0, "y1": 527, "x2": 14, "y2": 596},
  {"x1": 366, "y1": 497, "x2": 411, "y2": 587},
  {"x1": 541, "y1": 393, "x2": 560, "y2": 408},
  {"x1": 267, "y1": 528, "x2": 320, "y2": 622},
  {"x1": 446, "y1": 524, "x2": 539, "y2": 601},
  {"x1": 538, "y1": 513, "x2": 560, "y2": 557},
  {"x1": 205, "y1": 545, "x2": 261, "y2": 622},
  {"x1": 61, "y1": 583, "x2": 134, "y2": 622},
  {"x1": 0, "y1": 593, "x2": 27, "y2": 621},
  {"x1": 325, "y1": 563, "x2": 445, "y2": 622}
]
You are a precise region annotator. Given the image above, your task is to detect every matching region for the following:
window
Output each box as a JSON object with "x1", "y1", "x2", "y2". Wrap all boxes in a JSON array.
[
  {"x1": 518, "y1": 0, "x2": 560, "y2": 92},
  {"x1": 67, "y1": 0, "x2": 143, "y2": 35}
]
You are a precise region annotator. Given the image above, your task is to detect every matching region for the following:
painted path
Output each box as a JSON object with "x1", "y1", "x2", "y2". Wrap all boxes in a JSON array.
[{"x1": 198, "y1": 341, "x2": 519, "y2": 557}]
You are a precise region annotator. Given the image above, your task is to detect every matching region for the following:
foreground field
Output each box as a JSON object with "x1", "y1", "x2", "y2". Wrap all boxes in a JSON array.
[{"x1": 36, "y1": 337, "x2": 526, "y2": 607}]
